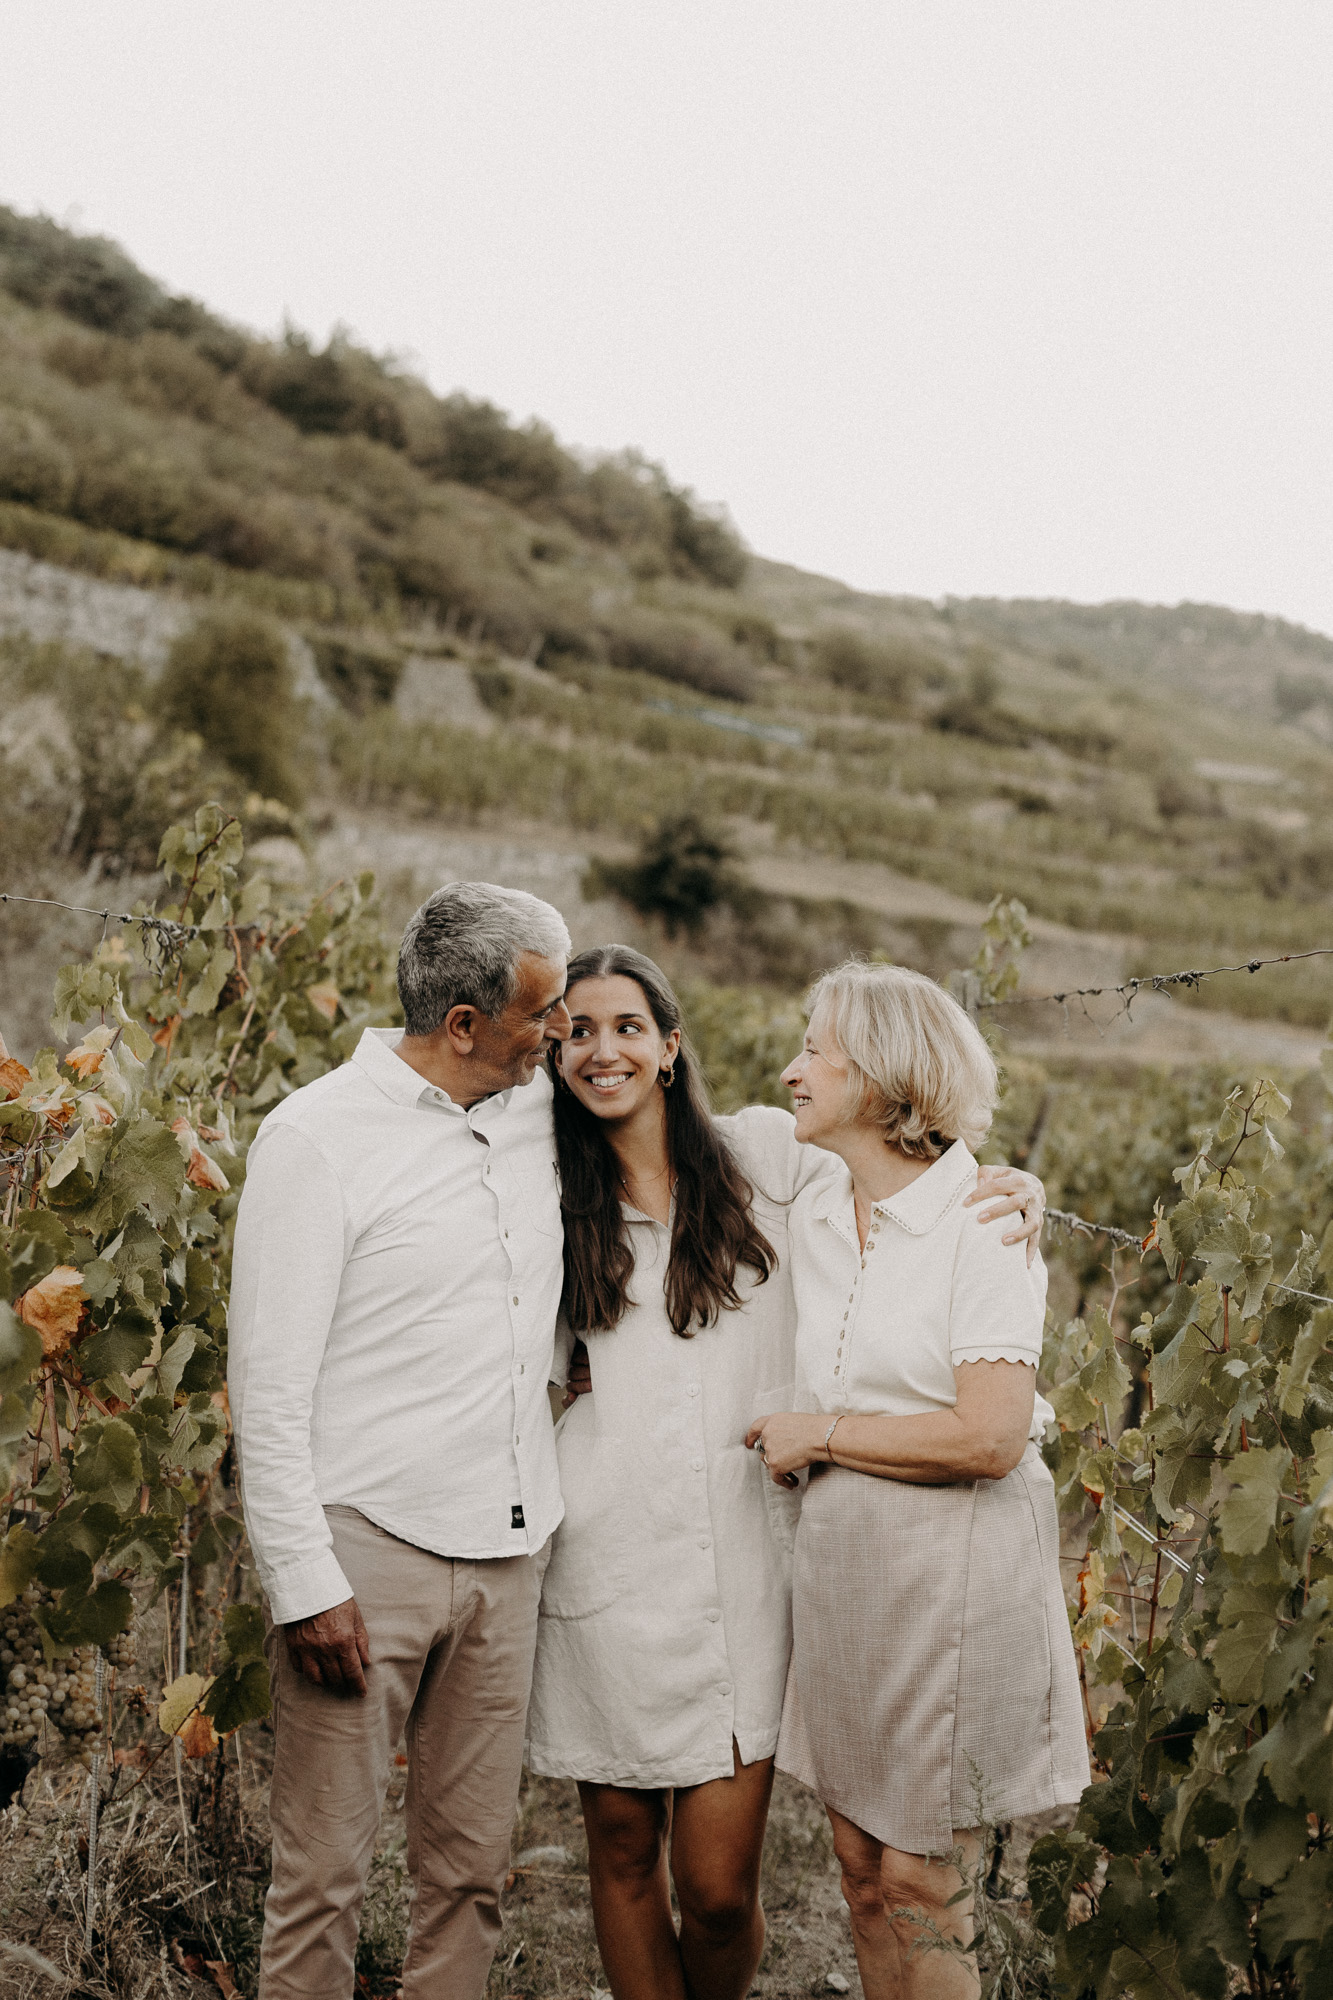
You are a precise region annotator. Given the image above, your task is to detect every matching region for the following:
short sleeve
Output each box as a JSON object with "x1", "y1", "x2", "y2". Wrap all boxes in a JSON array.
[{"x1": 948, "y1": 1211, "x2": 1047, "y2": 1368}]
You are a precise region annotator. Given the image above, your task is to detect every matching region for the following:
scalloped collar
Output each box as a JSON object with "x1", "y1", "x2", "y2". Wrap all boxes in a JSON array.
[{"x1": 812, "y1": 1139, "x2": 978, "y2": 1238}]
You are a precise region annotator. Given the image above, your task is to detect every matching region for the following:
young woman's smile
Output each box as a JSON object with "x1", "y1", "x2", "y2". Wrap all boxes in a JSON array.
[{"x1": 557, "y1": 973, "x2": 681, "y2": 1124}]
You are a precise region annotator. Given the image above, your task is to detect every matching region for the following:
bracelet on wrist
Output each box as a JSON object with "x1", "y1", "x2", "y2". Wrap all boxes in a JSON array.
[{"x1": 823, "y1": 1414, "x2": 844, "y2": 1460}]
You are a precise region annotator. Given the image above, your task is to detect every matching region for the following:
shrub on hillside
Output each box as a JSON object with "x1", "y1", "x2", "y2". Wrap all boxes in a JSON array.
[
  {"x1": 932, "y1": 653, "x2": 1029, "y2": 745},
  {"x1": 240, "y1": 330, "x2": 408, "y2": 447},
  {"x1": 161, "y1": 610, "x2": 304, "y2": 805},
  {"x1": 601, "y1": 610, "x2": 755, "y2": 702},
  {"x1": 813, "y1": 627, "x2": 928, "y2": 709},
  {"x1": 585, "y1": 814, "x2": 757, "y2": 936}
]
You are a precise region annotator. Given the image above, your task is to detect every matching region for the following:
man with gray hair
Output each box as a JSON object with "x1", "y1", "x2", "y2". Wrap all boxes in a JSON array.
[{"x1": 229, "y1": 881, "x2": 573, "y2": 2000}]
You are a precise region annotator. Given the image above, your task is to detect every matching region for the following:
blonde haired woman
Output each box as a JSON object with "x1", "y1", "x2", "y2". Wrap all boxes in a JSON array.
[{"x1": 747, "y1": 964, "x2": 1088, "y2": 2000}]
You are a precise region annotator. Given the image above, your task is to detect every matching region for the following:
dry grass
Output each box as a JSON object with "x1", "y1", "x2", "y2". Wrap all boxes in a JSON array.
[{"x1": 2, "y1": 1739, "x2": 1075, "y2": 2000}]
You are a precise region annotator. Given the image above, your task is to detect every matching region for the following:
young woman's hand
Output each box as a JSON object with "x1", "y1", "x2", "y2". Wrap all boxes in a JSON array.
[
  {"x1": 965, "y1": 1164, "x2": 1046, "y2": 1264},
  {"x1": 744, "y1": 1413, "x2": 823, "y2": 1485}
]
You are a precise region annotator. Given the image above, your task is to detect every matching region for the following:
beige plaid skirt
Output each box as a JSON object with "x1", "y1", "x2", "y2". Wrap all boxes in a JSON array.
[{"x1": 776, "y1": 1444, "x2": 1089, "y2": 1854}]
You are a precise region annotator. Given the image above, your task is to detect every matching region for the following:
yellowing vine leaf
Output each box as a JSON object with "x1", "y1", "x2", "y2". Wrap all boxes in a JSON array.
[
  {"x1": 170, "y1": 1117, "x2": 230, "y2": 1192},
  {"x1": 306, "y1": 980, "x2": 342, "y2": 1022},
  {"x1": 16, "y1": 1265, "x2": 87, "y2": 1357},
  {"x1": 0, "y1": 1054, "x2": 31, "y2": 1099},
  {"x1": 158, "y1": 1670, "x2": 215, "y2": 1741},
  {"x1": 65, "y1": 1025, "x2": 119, "y2": 1080}
]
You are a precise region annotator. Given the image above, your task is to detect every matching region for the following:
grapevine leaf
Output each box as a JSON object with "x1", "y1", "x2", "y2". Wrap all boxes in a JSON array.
[
  {"x1": 155, "y1": 1327, "x2": 198, "y2": 1402},
  {"x1": 0, "y1": 1523, "x2": 40, "y2": 1607},
  {"x1": 221, "y1": 1602, "x2": 265, "y2": 1662},
  {"x1": 77, "y1": 1314, "x2": 155, "y2": 1382},
  {"x1": 79, "y1": 1257, "x2": 120, "y2": 1307},
  {"x1": 55, "y1": 1577, "x2": 134, "y2": 1647},
  {"x1": 203, "y1": 1655, "x2": 271, "y2": 1734},
  {"x1": 105, "y1": 1113, "x2": 189, "y2": 1227},
  {"x1": 8, "y1": 1210, "x2": 74, "y2": 1288},
  {"x1": 1210, "y1": 1615, "x2": 1276, "y2": 1702},
  {"x1": 1255, "y1": 1849, "x2": 1333, "y2": 1969},
  {"x1": 1216, "y1": 1446, "x2": 1285, "y2": 1557},
  {"x1": 70, "y1": 1416, "x2": 144, "y2": 1508},
  {"x1": 1241, "y1": 1776, "x2": 1310, "y2": 1888},
  {"x1": 0, "y1": 1388, "x2": 33, "y2": 1446},
  {"x1": 0, "y1": 1304, "x2": 42, "y2": 1394}
]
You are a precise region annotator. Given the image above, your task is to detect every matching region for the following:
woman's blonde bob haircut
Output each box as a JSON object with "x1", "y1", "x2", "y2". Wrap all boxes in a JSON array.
[{"x1": 806, "y1": 960, "x2": 998, "y2": 1160}]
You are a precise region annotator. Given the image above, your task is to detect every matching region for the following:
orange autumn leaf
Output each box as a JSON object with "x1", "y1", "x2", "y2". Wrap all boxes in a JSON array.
[
  {"x1": 17, "y1": 1265, "x2": 87, "y2": 1358},
  {"x1": 0, "y1": 1055, "x2": 31, "y2": 1100},
  {"x1": 66, "y1": 1047, "x2": 105, "y2": 1081},
  {"x1": 171, "y1": 1117, "x2": 230, "y2": 1193},
  {"x1": 205, "y1": 1964, "x2": 239, "y2": 2000},
  {"x1": 306, "y1": 980, "x2": 342, "y2": 1023},
  {"x1": 178, "y1": 1709, "x2": 220, "y2": 1759},
  {"x1": 151, "y1": 1015, "x2": 181, "y2": 1050}
]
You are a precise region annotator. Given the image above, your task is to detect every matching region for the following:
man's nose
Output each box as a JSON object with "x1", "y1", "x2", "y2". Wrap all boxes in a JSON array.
[{"x1": 547, "y1": 999, "x2": 572, "y2": 1041}]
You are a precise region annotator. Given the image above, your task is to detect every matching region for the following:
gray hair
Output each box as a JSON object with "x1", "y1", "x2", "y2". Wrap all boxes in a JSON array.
[{"x1": 397, "y1": 881, "x2": 571, "y2": 1035}]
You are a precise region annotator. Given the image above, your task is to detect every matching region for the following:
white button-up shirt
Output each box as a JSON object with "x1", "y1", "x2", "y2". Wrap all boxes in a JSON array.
[
  {"x1": 228, "y1": 1028, "x2": 565, "y2": 1625},
  {"x1": 791, "y1": 1139, "x2": 1055, "y2": 1437},
  {"x1": 528, "y1": 1108, "x2": 840, "y2": 1788}
]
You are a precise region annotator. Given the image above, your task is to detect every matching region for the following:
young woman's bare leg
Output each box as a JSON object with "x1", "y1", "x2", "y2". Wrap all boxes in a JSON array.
[
  {"x1": 670, "y1": 1748, "x2": 775, "y2": 2000},
  {"x1": 828, "y1": 1806, "x2": 981, "y2": 2000},
  {"x1": 578, "y1": 1781, "x2": 687, "y2": 2000}
]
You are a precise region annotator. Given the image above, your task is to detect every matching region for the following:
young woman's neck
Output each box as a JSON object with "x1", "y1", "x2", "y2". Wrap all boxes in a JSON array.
[{"x1": 603, "y1": 1091, "x2": 673, "y2": 1221}]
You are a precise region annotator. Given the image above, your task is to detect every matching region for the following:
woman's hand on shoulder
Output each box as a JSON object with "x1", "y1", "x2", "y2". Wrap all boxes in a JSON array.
[
  {"x1": 965, "y1": 1164, "x2": 1045, "y2": 1265},
  {"x1": 745, "y1": 1412, "x2": 825, "y2": 1486}
]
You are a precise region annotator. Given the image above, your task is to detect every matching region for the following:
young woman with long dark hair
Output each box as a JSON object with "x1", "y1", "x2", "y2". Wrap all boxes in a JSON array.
[{"x1": 526, "y1": 945, "x2": 1043, "y2": 2000}]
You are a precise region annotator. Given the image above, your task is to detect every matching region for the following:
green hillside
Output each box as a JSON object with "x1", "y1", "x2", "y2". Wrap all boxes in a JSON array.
[{"x1": 4, "y1": 202, "x2": 1333, "y2": 1050}]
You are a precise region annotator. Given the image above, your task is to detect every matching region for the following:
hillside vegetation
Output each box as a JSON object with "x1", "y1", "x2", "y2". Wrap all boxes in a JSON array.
[{"x1": 4, "y1": 203, "x2": 1333, "y2": 1048}]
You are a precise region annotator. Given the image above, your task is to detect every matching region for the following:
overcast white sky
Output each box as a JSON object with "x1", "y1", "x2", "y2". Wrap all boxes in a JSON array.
[{"x1": 2, "y1": 3, "x2": 1330, "y2": 632}]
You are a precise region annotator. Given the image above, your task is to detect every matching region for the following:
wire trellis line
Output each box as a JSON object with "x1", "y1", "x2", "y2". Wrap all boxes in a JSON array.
[
  {"x1": 982, "y1": 943, "x2": 1333, "y2": 1012},
  {"x1": 0, "y1": 890, "x2": 202, "y2": 955},
  {"x1": 1043, "y1": 1205, "x2": 1333, "y2": 1310}
]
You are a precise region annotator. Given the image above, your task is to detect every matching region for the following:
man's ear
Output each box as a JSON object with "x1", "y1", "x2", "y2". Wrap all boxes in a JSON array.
[{"x1": 443, "y1": 1003, "x2": 479, "y2": 1054}]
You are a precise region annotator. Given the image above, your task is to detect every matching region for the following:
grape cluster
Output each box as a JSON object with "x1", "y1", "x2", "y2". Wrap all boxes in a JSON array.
[{"x1": 0, "y1": 1586, "x2": 136, "y2": 1770}]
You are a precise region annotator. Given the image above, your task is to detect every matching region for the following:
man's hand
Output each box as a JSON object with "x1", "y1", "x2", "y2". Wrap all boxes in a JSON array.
[
  {"x1": 561, "y1": 1339, "x2": 592, "y2": 1408},
  {"x1": 965, "y1": 1164, "x2": 1046, "y2": 1266},
  {"x1": 284, "y1": 1597, "x2": 371, "y2": 1696}
]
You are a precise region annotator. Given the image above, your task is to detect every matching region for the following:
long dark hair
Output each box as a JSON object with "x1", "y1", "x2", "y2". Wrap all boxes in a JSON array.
[{"x1": 552, "y1": 944, "x2": 776, "y2": 1338}]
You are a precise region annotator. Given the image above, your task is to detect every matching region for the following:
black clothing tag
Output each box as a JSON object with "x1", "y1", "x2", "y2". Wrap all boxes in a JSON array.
[{"x1": 511, "y1": 1505, "x2": 525, "y2": 1530}]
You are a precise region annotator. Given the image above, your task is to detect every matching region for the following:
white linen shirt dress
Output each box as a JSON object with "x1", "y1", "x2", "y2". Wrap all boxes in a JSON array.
[
  {"x1": 776, "y1": 1139, "x2": 1090, "y2": 1851},
  {"x1": 527, "y1": 1106, "x2": 837, "y2": 1790}
]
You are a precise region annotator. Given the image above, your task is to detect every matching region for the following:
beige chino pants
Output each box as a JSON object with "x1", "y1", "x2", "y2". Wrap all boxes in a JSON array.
[{"x1": 258, "y1": 1506, "x2": 542, "y2": 2000}]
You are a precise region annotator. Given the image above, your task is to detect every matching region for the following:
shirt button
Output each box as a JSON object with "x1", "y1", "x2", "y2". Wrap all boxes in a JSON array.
[
  {"x1": 698, "y1": 1536, "x2": 711, "y2": 1550},
  {"x1": 517, "y1": 1362, "x2": 526, "y2": 1375},
  {"x1": 706, "y1": 1608, "x2": 721, "y2": 1623},
  {"x1": 512, "y1": 1295, "x2": 519, "y2": 1306},
  {"x1": 691, "y1": 1456, "x2": 705, "y2": 1471},
  {"x1": 833, "y1": 1365, "x2": 840, "y2": 1375},
  {"x1": 718, "y1": 1681, "x2": 732, "y2": 1695},
  {"x1": 688, "y1": 1384, "x2": 700, "y2": 1397}
]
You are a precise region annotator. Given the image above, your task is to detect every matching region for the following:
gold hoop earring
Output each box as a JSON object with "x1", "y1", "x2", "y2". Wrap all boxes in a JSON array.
[{"x1": 659, "y1": 1065, "x2": 675, "y2": 1090}]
